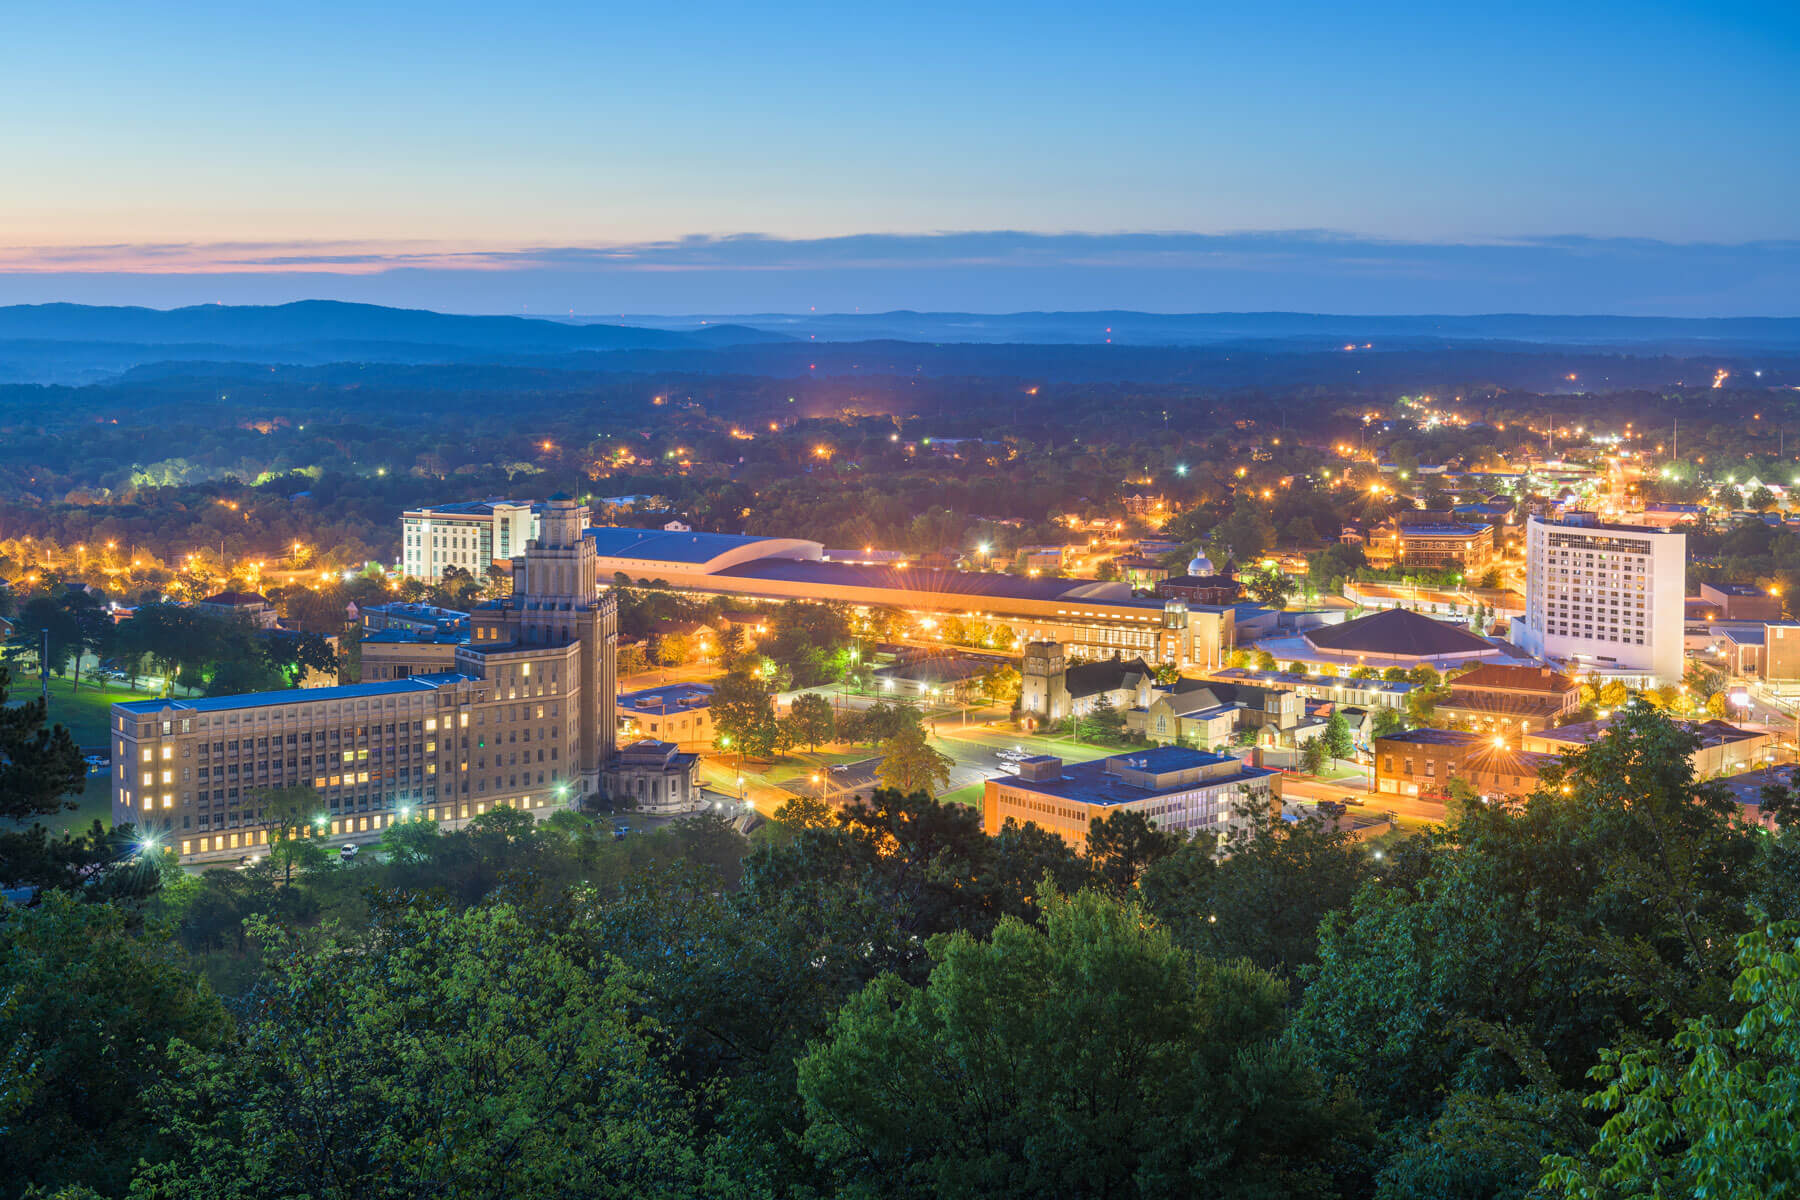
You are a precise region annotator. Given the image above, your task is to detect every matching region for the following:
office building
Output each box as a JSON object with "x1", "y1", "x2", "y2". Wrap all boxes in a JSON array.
[
  {"x1": 1514, "y1": 516, "x2": 1686, "y2": 684},
  {"x1": 400, "y1": 499, "x2": 539, "y2": 582},
  {"x1": 1365, "y1": 516, "x2": 1495, "y2": 575},
  {"x1": 982, "y1": 746, "x2": 1277, "y2": 851},
  {"x1": 113, "y1": 496, "x2": 617, "y2": 862},
  {"x1": 616, "y1": 683, "x2": 715, "y2": 749}
]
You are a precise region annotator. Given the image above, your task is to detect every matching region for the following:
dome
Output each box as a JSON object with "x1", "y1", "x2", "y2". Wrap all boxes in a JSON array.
[{"x1": 1186, "y1": 553, "x2": 1214, "y2": 576}]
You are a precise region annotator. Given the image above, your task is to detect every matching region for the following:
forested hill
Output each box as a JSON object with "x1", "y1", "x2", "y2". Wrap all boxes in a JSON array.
[{"x1": 0, "y1": 300, "x2": 798, "y2": 350}]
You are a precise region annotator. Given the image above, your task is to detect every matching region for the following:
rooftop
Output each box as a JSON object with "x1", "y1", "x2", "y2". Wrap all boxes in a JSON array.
[
  {"x1": 1448, "y1": 663, "x2": 1577, "y2": 693},
  {"x1": 618, "y1": 682, "x2": 715, "y2": 714},
  {"x1": 590, "y1": 526, "x2": 808, "y2": 565},
  {"x1": 1304, "y1": 607, "x2": 1497, "y2": 658},
  {"x1": 407, "y1": 498, "x2": 532, "y2": 517},
  {"x1": 198, "y1": 591, "x2": 270, "y2": 606},
  {"x1": 1535, "y1": 717, "x2": 1766, "y2": 749},
  {"x1": 114, "y1": 673, "x2": 474, "y2": 715},
  {"x1": 995, "y1": 746, "x2": 1276, "y2": 807}
]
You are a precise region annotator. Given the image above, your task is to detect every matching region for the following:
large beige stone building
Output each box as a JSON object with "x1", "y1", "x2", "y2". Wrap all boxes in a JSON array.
[{"x1": 112, "y1": 496, "x2": 618, "y2": 863}]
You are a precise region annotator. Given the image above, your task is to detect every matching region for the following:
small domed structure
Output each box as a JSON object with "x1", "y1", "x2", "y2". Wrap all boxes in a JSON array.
[{"x1": 1186, "y1": 552, "x2": 1214, "y2": 576}]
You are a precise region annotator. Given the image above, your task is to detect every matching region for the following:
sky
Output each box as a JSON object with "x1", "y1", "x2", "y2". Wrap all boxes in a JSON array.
[{"x1": 2, "y1": 0, "x2": 1797, "y2": 314}]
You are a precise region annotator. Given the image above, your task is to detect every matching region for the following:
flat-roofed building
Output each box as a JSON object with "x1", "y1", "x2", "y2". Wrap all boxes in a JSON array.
[
  {"x1": 116, "y1": 496, "x2": 617, "y2": 863},
  {"x1": 1515, "y1": 515, "x2": 1686, "y2": 684},
  {"x1": 193, "y1": 590, "x2": 280, "y2": 630},
  {"x1": 359, "y1": 629, "x2": 468, "y2": 681},
  {"x1": 1698, "y1": 582, "x2": 1782, "y2": 623},
  {"x1": 361, "y1": 602, "x2": 470, "y2": 636},
  {"x1": 400, "y1": 499, "x2": 538, "y2": 582},
  {"x1": 1521, "y1": 717, "x2": 1776, "y2": 778},
  {"x1": 616, "y1": 683, "x2": 714, "y2": 749},
  {"x1": 982, "y1": 747, "x2": 1278, "y2": 851}
]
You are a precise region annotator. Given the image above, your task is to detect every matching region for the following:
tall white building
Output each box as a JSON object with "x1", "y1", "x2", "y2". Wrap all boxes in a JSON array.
[
  {"x1": 401, "y1": 500, "x2": 539, "y2": 582},
  {"x1": 1514, "y1": 515, "x2": 1685, "y2": 684}
]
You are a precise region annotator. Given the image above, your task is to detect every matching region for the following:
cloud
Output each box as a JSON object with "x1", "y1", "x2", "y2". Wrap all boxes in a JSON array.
[{"x1": 0, "y1": 230, "x2": 1794, "y2": 315}]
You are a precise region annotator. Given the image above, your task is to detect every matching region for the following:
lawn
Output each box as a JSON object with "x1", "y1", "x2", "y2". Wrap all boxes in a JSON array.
[
  {"x1": 15, "y1": 673, "x2": 170, "y2": 750},
  {"x1": 938, "y1": 782, "x2": 986, "y2": 808}
]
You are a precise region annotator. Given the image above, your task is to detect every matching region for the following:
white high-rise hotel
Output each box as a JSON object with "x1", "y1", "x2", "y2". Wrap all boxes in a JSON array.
[{"x1": 1515, "y1": 515, "x2": 1685, "y2": 684}]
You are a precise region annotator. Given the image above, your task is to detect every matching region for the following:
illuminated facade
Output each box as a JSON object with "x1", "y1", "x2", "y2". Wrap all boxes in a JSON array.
[
  {"x1": 1515, "y1": 516, "x2": 1685, "y2": 684},
  {"x1": 400, "y1": 499, "x2": 538, "y2": 582},
  {"x1": 114, "y1": 496, "x2": 617, "y2": 862}
]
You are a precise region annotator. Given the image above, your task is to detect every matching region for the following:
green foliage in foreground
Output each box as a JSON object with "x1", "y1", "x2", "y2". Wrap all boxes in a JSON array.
[{"x1": 15, "y1": 705, "x2": 1800, "y2": 1199}]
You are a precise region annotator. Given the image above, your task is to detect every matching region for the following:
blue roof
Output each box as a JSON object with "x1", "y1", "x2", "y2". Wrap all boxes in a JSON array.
[
  {"x1": 113, "y1": 673, "x2": 474, "y2": 715},
  {"x1": 589, "y1": 526, "x2": 786, "y2": 564},
  {"x1": 996, "y1": 747, "x2": 1276, "y2": 807}
]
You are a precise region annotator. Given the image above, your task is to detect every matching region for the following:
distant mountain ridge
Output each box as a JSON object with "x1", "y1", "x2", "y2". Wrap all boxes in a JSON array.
[
  {"x1": 0, "y1": 300, "x2": 787, "y2": 351},
  {"x1": 605, "y1": 309, "x2": 1800, "y2": 348}
]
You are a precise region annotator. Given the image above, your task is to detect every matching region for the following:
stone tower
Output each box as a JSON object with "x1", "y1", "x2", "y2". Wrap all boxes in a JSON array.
[
  {"x1": 1021, "y1": 641, "x2": 1070, "y2": 722},
  {"x1": 491, "y1": 494, "x2": 618, "y2": 796}
]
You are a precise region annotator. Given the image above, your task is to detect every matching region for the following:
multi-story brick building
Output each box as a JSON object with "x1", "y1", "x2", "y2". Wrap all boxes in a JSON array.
[
  {"x1": 113, "y1": 496, "x2": 617, "y2": 863},
  {"x1": 1364, "y1": 516, "x2": 1495, "y2": 575}
]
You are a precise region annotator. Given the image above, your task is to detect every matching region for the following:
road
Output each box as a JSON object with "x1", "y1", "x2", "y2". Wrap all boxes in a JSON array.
[{"x1": 1277, "y1": 771, "x2": 1447, "y2": 827}]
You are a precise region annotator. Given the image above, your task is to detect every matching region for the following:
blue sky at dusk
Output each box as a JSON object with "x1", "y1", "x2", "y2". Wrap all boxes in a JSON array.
[{"x1": 2, "y1": 0, "x2": 1796, "y2": 313}]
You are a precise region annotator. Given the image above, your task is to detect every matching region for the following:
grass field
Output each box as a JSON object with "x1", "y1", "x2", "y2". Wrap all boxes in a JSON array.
[
  {"x1": 15, "y1": 673, "x2": 168, "y2": 749},
  {"x1": 939, "y1": 782, "x2": 985, "y2": 808}
]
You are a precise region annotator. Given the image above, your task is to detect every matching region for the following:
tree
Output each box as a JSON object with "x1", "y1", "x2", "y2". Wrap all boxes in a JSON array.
[
  {"x1": 1301, "y1": 736, "x2": 1329, "y2": 776},
  {"x1": 261, "y1": 784, "x2": 327, "y2": 884},
  {"x1": 132, "y1": 901, "x2": 721, "y2": 1200},
  {"x1": 797, "y1": 888, "x2": 1363, "y2": 1200},
  {"x1": 1080, "y1": 693, "x2": 1126, "y2": 743},
  {"x1": 1297, "y1": 708, "x2": 1767, "y2": 1198},
  {"x1": 1243, "y1": 565, "x2": 1298, "y2": 608},
  {"x1": 875, "y1": 722, "x2": 953, "y2": 796},
  {"x1": 712, "y1": 668, "x2": 780, "y2": 760},
  {"x1": 0, "y1": 662, "x2": 86, "y2": 884},
  {"x1": 10, "y1": 593, "x2": 82, "y2": 681},
  {"x1": 1323, "y1": 709, "x2": 1356, "y2": 765},
  {"x1": 617, "y1": 641, "x2": 649, "y2": 677},
  {"x1": 772, "y1": 794, "x2": 836, "y2": 830},
  {"x1": 1141, "y1": 798, "x2": 1370, "y2": 977},
  {"x1": 1372, "y1": 707, "x2": 1406, "y2": 737},
  {"x1": 1543, "y1": 920, "x2": 1800, "y2": 1198},
  {"x1": 1406, "y1": 663, "x2": 1442, "y2": 688},
  {"x1": 0, "y1": 893, "x2": 231, "y2": 1200},
  {"x1": 979, "y1": 662, "x2": 1022, "y2": 706},
  {"x1": 784, "y1": 692, "x2": 836, "y2": 752},
  {"x1": 1084, "y1": 809, "x2": 1180, "y2": 894}
]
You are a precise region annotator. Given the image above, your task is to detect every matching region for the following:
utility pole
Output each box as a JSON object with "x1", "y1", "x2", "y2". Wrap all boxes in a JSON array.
[{"x1": 40, "y1": 628, "x2": 49, "y2": 706}]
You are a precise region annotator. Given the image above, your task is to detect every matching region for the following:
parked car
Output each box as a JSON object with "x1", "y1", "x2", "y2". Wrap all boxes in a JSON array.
[
  {"x1": 1340, "y1": 794, "x2": 1366, "y2": 807},
  {"x1": 84, "y1": 754, "x2": 109, "y2": 772},
  {"x1": 339, "y1": 843, "x2": 359, "y2": 860},
  {"x1": 612, "y1": 824, "x2": 631, "y2": 841}
]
